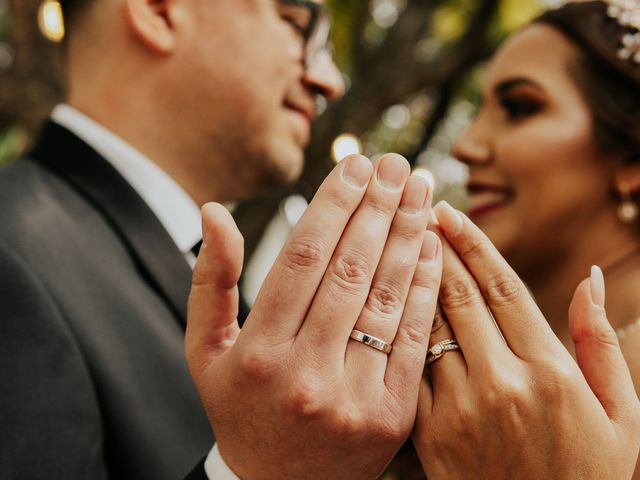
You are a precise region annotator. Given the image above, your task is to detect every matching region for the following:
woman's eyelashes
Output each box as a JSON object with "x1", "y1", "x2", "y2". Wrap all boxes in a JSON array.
[{"x1": 500, "y1": 95, "x2": 543, "y2": 121}]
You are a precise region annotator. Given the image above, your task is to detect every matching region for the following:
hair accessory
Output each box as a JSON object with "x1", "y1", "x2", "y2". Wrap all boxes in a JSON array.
[{"x1": 604, "y1": 0, "x2": 640, "y2": 63}]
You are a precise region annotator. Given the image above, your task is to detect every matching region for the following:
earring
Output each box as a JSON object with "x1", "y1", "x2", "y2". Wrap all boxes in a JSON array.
[{"x1": 617, "y1": 180, "x2": 639, "y2": 224}]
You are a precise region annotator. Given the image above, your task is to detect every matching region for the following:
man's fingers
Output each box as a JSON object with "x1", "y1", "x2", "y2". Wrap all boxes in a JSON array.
[
  {"x1": 569, "y1": 269, "x2": 639, "y2": 424},
  {"x1": 434, "y1": 201, "x2": 566, "y2": 360},
  {"x1": 248, "y1": 154, "x2": 373, "y2": 341},
  {"x1": 384, "y1": 231, "x2": 443, "y2": 402},
  {"x1": 297, "y1": 154, "x2": 410, "y2": 357},
  {"x1": 345, "y1": 176, "x2": 432, "y2": 380},
  {"x1": 186, "y1": 203, "x2": 242, "y2": 362}
]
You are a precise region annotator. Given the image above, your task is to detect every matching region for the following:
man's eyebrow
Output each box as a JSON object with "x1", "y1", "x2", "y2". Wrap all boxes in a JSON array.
[{"x1": 495, "y1": 77, "x2": 546, "y2": 96}]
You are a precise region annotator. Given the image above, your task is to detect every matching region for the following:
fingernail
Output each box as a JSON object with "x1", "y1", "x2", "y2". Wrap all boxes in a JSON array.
[
  {"x1": 400, "y1": 176, "x2": 429, "y2": 214},
  {"x1": 342, "y1": 155, "x2": 372, "y2": 188},
  {"x1": 377, "y1": 154, "x2": 409, "y2": 190},
  {"x1": 421, "y1": 231, "x2": 439, "y2": 261},
  {"x1": 434, "y1": 201, "x2": 463, "y2": 235},
  {"x1": 201, "y1": 206, "x2": 210, "y2": 246},
  {"x1": 590, "y1": 265, "x2": 605, "y2": 308}
]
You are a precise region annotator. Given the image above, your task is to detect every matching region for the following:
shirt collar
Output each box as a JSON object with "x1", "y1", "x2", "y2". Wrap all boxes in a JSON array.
[{"x1": 50, "y1": 104, "x2": 201, "y2": 256}]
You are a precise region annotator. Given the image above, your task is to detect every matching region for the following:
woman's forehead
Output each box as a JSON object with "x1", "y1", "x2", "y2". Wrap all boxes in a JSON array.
[{"x1": 484, "y1": 24, "x2": 578, "y2": 89}]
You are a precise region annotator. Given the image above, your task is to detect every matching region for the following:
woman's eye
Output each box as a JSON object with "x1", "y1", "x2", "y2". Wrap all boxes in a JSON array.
[{"x1": 501, "y1": 97, "x2": 541, "y2": 121}]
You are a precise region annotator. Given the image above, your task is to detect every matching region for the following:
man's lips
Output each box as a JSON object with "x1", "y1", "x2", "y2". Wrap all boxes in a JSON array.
[
  {"x1": 284, "y1": 101, "x2": 315, "y2": 124},
  {"x1": 466, "y1": 182, "x2": 514, "y2": 218}
]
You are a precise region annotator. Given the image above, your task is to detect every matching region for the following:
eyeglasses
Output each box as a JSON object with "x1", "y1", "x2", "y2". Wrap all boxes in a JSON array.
[{"x1": 276, "y1": 0, "x2": 332, "y2": 67}]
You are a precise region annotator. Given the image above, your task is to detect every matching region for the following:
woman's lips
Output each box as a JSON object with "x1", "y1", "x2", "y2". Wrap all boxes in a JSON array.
[{"x1": 466, "y1": 183, "x2": 514, "y2": 219}]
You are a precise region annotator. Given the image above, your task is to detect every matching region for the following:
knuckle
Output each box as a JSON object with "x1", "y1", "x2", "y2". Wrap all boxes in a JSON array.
[
  {"x1": 535, "y1": 360, "x2": 579, "y2": 399},
  {"x1": 285, "y1": 374, "x2": 326, "y2": 419},
  {"x1": 365, "y1": 283, "x2": 404, "y2": 317},
  {"x1": 483, "y1": 373, "x2": 530, "y2": 412},
  {"x1": 460, "y1": 238, "x2": 494, "y2": 260},
  {"x1": 391, "y1": 219, "x2": 424, "y2": 243},
  {"x1": 484, "y1": 273, "x2": 523, "y2": 306},
  {"x1": 239, "y1": 349, "x2": 276, "y2": 382},
  {"x1": 439, "y1": 275, "x2": 481, "y2": 310},
  {"x1": 329, "y1": 252, "x2": 372, "y2": 291},
  {"x1": 414, "y1": 272, "x2": 441, "y2": 293},
  {"x1": 396, "y1": 319, "x2": 429, "y2": 350},
  {"x1": 283, "y1": 236, "x2": 325, "y2": 272},
  {"x1": 458, "y1": 236, "x2": 490, "y2": 261},
  {"x1": 593, "y1": 323, "x2": 621, "y2": 349},
  {"x1": 326, "y1": 404, "x2": 365, "y2": 437},
  {"x1": 327, "y1": 187, "x2": 358, "y2": 213},
  {"x1": 431, "y1": 308, "x2": 449, "y2": 336},
  {"x1": 364, "y1": 194, "x2": 396, "y2": 219}
]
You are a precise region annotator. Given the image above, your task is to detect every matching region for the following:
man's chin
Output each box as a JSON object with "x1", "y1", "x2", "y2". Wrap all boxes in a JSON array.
[{"x1": 253, "y1": 145, "x2": 305, "y2": 192}]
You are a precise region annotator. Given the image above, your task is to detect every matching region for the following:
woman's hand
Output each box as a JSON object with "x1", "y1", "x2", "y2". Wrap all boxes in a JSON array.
[{"x1": 413, "y1": 201, "x2": 640, "y2": 480}]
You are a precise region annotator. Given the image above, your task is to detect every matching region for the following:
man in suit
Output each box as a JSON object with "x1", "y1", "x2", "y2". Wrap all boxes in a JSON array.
[{"x1": 0, "y1": 0, "x2": 345, "y2": 477}]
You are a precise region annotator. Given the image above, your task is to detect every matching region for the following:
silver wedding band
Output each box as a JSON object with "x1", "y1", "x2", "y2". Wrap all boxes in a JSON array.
[
  {"x1": 349, "y1": 329, "x2": 393, "y2": 355},
  {"x1": 426, "y1": 339, "x2": 460, "y2": 366}
]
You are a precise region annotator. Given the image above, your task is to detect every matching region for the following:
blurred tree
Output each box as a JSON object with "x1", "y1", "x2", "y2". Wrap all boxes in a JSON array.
[{"x1": 0, "y1": 0, "x2": 64, "y2": 166}]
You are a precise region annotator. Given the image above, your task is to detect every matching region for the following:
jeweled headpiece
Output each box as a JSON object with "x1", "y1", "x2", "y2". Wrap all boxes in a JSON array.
[{"x1": 605, "y1": 0, "x2": 640, "y2": 63}]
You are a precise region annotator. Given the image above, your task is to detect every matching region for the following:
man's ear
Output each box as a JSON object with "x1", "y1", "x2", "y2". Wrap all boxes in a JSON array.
[
  {"x1": 124, "y1": 0, "x2": 176, "y2": 54},
  {"x1": 615, "y1": 163, "x2": 640, "y2": 194}
]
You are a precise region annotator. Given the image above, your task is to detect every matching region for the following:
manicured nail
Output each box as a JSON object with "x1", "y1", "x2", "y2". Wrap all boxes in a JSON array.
[
  {"x1": 421, "y1": 231, "x2": 439, "y2": 261},
  {"x1": 434, "y1": 201, "x2": 463, "y2": 235},
  {"x1": 376, "y1": 154, "x2": 409, "y2": 190},
  {"x1": 400, "y1": 176, "x2": 429, "y2": 214},
  {"x1": 590, "y1": 265, "x2": 605, "y2": 308},
  {"x1": 342, "y1": 155, "x2": 372, "y2": 188}
]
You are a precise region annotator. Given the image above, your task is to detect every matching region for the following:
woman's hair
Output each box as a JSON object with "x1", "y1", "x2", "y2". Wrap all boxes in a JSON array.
[{"x1": 533, "y1": 1, "x2": 640, "y2": 160}]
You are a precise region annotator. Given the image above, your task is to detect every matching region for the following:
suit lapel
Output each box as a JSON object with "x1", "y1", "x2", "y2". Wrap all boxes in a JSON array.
[{"x1": 28, "y1": 121, "x2": 193, "y2": 328}]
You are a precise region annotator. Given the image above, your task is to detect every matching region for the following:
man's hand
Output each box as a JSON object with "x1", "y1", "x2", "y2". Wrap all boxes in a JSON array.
[
  {"x1": 186, "y1": 154, "x2": 443, "y2": 479},
  {"x1": 413, "y1": 201, "x2": 640, "y2": 479}
]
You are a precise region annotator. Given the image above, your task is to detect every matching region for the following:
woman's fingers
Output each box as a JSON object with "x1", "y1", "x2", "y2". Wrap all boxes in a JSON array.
[
  {"x1": 569, "y1": 268, "x2": 640, "y2": 425},
  {"x1": 424, "y1": 303, "x2": 467, "y2": 397},
  {"x1": 434, "y1": 201, "x2": 567, "y2": 360},
  {"x1": 434, "y1": 231, "x2": 511, "y2": 371}
]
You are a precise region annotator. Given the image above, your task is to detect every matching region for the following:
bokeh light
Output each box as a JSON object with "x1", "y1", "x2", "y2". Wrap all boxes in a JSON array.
[
  {"x1": 332, "y1": 134, "x2": 362, "y2": 163},
  {"x1": 38, "y1": 0, "x2": 64, "y2": 43}
]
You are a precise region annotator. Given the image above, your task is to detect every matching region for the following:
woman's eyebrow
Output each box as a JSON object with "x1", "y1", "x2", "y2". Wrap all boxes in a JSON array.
[{"x1": 495, "y1": 77, "x2": 546, "y2": 96}]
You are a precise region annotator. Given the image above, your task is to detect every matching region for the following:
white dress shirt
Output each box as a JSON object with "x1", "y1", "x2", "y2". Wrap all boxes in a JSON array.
[{"x1": 51, "y1": 104, "x2": 239, "y2": 479}]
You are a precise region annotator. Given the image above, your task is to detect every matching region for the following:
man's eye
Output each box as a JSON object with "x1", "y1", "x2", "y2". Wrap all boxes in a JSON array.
[
  {"x1": 279, "y1": 7, "x2": 311, "y2": 37},
  {"x1": 282, "y1": 15, "x2": 308, "y2": 35},
  {"x1": 500, "y1": 97, "x2": 541, "y2": 121}
]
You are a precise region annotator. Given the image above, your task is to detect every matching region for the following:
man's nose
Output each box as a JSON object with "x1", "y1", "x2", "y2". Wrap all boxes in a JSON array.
[{"x1": 303, "y1": 50, "x2": 345, "y2": 102}]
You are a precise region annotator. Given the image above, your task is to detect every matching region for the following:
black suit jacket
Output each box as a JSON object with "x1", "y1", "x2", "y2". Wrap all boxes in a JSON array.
[{"x1": 0, "y1": 122, "x2": 214, "y2": 479}]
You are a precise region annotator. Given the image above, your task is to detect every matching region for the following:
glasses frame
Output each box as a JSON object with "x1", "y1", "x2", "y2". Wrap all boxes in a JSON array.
[{"x1": 277, "y1": 0, "x2": 332, "y2": 66}]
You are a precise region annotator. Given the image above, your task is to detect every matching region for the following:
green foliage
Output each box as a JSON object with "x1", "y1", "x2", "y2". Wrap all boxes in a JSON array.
[{"x1": 0, "y1": 127, "x2": 28, "y2": 166}]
